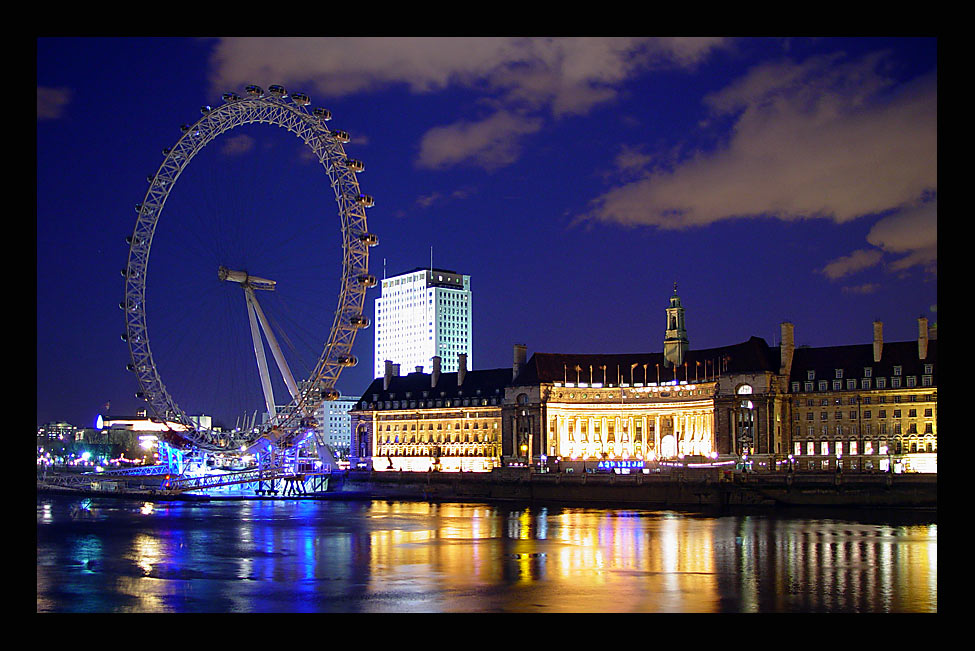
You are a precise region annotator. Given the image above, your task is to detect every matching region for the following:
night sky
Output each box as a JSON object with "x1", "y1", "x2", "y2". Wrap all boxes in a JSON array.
[{"x1": 36, "y1": 37, "x2": 937, "y2": 429}]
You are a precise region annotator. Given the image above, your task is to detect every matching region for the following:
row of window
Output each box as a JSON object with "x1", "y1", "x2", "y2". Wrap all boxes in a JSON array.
[
  {"x1": 793, "y1": 438, "x2": 936, "y2": 456},
  {"x1": 378, "y1": 432, "x2": 497, "y2": 444},
  {"x1": 793, "y1": 375, "x2": 933, "y2": 392},
  {"x1": 379, "y1": 420, "x2": 497, "y2": 430},
  {"x1": 796, "y1": 394, "x2": 933, "y2": 406},
  {"x1": 374, "y1": 445, "x2": 498, "y2": 457},
  {"x1": 795, "y1": 422, "x2": 934, "y2": 436},
  {"x1": 799, "y1": 408, "x2": 934, "y2": 420},
  {"x1": 366, "y1": 397, "x2": 499, "y2": 410},
  {"x1": 806, "y1": 364, "x2": 933, "y2": 380}
]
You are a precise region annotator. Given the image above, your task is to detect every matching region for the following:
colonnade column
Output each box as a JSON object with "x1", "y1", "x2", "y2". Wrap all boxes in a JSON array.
[{"x1": 655, "y1": 414, "x2": 661, "y2": 455}]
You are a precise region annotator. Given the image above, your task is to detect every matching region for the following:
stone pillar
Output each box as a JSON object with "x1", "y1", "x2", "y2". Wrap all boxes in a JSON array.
[{"x1": 655, "y1": 414, "x2": 661, "y2": 454}]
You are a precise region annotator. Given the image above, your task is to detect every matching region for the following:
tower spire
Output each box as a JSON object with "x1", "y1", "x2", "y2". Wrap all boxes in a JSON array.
[{"x1": 664, "y1": 284, "x2": 689, "y2": 369}]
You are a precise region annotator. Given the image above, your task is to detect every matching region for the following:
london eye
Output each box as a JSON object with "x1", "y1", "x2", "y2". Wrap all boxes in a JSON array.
[{"x1": 121, "y1": 84, "x2": 378, "y2": 455}]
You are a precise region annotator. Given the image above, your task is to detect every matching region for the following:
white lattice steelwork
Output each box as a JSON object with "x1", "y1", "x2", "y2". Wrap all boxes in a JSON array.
[{"x1": 122, "y1": 86, "x2": 378, "y2": 452}]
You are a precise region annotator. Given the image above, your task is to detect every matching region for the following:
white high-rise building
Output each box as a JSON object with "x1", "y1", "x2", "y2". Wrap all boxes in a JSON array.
[{"x1": 374, "y1": 267, "x2": 472, "y2": 378}]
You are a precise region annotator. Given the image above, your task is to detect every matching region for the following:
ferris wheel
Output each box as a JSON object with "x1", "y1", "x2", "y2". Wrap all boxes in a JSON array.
[{"x1": 121, "y1": 84, "x2": 379, "y2": 452}]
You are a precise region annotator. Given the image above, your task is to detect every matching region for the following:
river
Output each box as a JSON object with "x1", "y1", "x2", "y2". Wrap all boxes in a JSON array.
[{"x1": 36, "y1": 494, "x2": 936, "y2": 613}]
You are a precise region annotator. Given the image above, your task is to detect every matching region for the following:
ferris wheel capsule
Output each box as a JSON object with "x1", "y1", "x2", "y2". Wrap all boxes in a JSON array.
[
  {"x1": 201, "y1": 105, "x2": 212, "y2": 114},
  {"x1": 268, "y1": 85, "x2": 287, "y2": 97},
  {"x1": 313, "y1": 107, "x2": 332, "y2": 121},
  {"x1": 290, "y1": 92, "x2": 310, "y2": 106},
  {"x1": 222, "y1": 92, "x2": 241, "y2": 103},
  {"x1": 332, "y1": 130, "x2": 351, "y2": 143},
  {"x1": 356, "y1": 194, "x2": 375, "y2": 207},
  {"x1": 337, "y1": 355, "x2": 358, "y2": 367},
  {"x1": 244, "y1": 85, "x2": 264, "y2": 97},
  {"x1": 344, "y1": 159, "x2": 365, "y2": 172},
  {"x1": 358, "y1": 232, "x2": 379, "y2": 246},
  {"x1": 358, "y1": 274, "x2": 378, "y2": 287}
]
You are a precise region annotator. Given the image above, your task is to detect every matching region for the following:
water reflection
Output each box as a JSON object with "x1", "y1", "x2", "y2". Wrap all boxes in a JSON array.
[{"x1": 37, "y1": 496, "x2": 936, "y2": 613}]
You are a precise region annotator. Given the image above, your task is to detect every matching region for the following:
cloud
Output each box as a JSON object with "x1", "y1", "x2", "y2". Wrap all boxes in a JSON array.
[
  {"x1": 220, "y1": 134, "x2": 256, "y2": 156},
  {"x1": 580, "y1": 51, "x2": 937, "y2": 231},
  {"x1": 417, "y1": 110, "x2": 544, "y2": 171},
  {"x1": 866, "y1": 197, "x2": 937, "y2": 274},
  {"x1": 415, "y1": 187, "x2": 475, "y2": 209},
  {"x1": 820, "y1": 248, "x2": 884, "y2": 280},
  {"x1": 208, "y1": 37, "x2": 731, "y2": 169},
  {"x1": 841, "y1": 283, "x2": 880, "y2": 295},
  {"x1": 37, "y1": 86, "x2": 71, "y2": 120},
  {"x1": 610, "y1": 144, "x2": 655, "y2": 181}
]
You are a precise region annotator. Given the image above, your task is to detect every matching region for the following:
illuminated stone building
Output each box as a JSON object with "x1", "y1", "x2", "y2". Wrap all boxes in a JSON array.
[
  {"x1": 786, "y1": 318, "x2": 937, "y2": 472},
  {"x1": 351, "y1": 285, "x2": 937, "y2": 473},
  {"x1": 350, "y1": 354, "x2": 507, "y2": 472},
  {"x1": 503, "y1": 332, "x2": 790, "y2": 466}
]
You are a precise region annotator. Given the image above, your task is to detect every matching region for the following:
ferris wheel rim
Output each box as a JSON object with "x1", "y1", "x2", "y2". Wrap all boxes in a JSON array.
[{"x1": 122, "y1": 88, "x2": 376, "y2": 451}]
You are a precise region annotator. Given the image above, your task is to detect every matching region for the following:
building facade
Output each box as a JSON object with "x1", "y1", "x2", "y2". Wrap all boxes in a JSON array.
[
  {"x1": 352, "y1": 288, "x2": 937, "y2": 473},
  {"x1": 786, "y1": 318, "x2": 937, "y2": 473},
  {"x1": 351, "y1": 354, "x2": 506, "y2": 472},
  {"x1": 374, "y1": 267, "x2": 472, "y2": 378}
]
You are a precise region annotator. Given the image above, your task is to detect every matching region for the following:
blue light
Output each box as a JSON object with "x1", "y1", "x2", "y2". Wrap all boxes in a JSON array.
[
  {"x1": 596, "y1": 460, "x2": 645, "y2": 469},
  {"x1": 95, "y1": 414, "x2": 104, "y2": 430}
]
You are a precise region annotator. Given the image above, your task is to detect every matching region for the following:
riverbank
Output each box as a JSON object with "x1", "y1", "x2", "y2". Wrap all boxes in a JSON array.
[
  {"x1": 37, "y1": 468, "x2": 937, "y2": 511},
  {"x1": 334, "y1": 468, "x2": 937, "y2": 510}
]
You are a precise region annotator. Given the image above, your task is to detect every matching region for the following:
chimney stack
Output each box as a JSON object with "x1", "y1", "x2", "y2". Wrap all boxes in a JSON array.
[
  {"x1": 432, "y1": 356, "x2": 441, "y2": 387},
  {"x1": 779, "y1": 321, "x2": 795, "y2": 377},
  {"x1": 918, "y1": 316, "x2": 929, "y2": 360},
  {"x1": 513, "y1": 344, "x2": 527, "y2": 381},
  {"x1": 873, "y1": 321, "x2": 883, "y2": 363},
  {"x1": 383, "y1": 360, "x2": 394, "y2": 390},
  {"x1": 458, "y1": 353, "x2": 467, "y2": 386}
]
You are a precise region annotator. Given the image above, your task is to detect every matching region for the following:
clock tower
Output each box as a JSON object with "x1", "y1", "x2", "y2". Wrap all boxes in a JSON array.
[{"x1": 664, "y1": 283, "x2": 689, "y2": 368}]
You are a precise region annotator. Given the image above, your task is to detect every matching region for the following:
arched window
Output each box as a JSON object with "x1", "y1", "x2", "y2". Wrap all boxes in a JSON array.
[{"x1": 736, "y1": 398, "x2": 755, "y2": 455}]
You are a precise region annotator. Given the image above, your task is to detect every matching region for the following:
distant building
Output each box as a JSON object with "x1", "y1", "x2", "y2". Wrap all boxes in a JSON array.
[
  {"x1": 374, "y1": 267, "x2": 472, "y2": 378},
  {"x1": 320, "y1": 395, "x2": 357, "y2": 455},
  {"x1": 37, "y1": 421, "x2": 83, "y2": 445}
]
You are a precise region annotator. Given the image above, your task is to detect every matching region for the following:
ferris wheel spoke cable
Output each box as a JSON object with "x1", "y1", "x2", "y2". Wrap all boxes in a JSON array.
[{"x1": 123, "y1": 86, "x2": 378, "y2": 452}]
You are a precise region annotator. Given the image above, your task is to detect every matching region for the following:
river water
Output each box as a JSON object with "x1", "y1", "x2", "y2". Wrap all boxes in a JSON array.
[{"x1": 36, "y1": 494, "x2": 936, "y2": 613}]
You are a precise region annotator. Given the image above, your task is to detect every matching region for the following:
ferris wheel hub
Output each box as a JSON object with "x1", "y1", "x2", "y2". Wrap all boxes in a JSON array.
[{"x1": 218, "y1": 266, "x2": 276, "y2": 291}]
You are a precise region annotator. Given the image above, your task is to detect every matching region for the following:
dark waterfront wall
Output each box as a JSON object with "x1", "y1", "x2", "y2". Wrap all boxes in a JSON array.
[{"x1": 338, "y1": 469, "x2": 937, "y2": 509}]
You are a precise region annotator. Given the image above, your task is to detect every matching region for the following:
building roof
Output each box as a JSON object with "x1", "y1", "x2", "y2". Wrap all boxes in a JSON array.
[
  {"x1": 788, "y1": 339, "x2": 937, "y2": 383},
  {"x1": 355, "y1": 367, "x2": 512, "y2": 404},
  {"x1": 513, "y1": 337, "x2": 782, "y2": 385}
]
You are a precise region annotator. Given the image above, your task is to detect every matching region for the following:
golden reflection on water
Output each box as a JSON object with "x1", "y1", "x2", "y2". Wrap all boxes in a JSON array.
[{"x1": 362, "y1": 503, "x2": 936, "y2": 612}]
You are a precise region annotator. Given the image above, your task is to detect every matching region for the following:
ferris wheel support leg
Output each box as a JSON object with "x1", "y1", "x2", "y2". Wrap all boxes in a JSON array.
[
  {"x1": 248, "y1": 287, "x2": 300, "y2": 402},
  {"x1": 245, "y1": 286, "x2": 276, "y2": 420}
]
